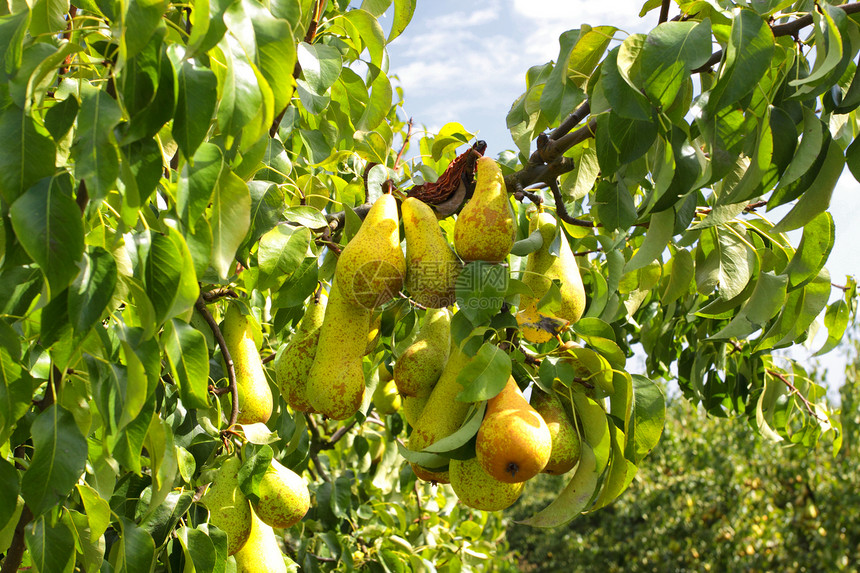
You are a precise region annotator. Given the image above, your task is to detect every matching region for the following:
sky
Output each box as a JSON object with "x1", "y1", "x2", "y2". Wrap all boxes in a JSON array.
[{"x1": 377, "y1": 0, "x2": 858, "y2": 387}]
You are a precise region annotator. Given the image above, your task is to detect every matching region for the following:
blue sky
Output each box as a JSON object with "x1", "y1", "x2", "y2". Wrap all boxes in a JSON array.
[{"x1": 377, "y1": 0, "x2": 858, "y2": 385}]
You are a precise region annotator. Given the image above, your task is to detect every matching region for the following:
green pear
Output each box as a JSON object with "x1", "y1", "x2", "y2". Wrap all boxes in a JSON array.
[
  {"x1": 306, "y1": 281, "x2": 370, "y2": 420},
  {"x1": 252, "y1": 459, "x2": 310, "y2": 529},
  {"x1": 530, "y1": 389, "x2": 581, "y2": 475},
  {"x1": 365, "y1": 311, "x2": 382, "y2": 355},
  {"x1": 517, "y1": 211, "x2": 586, "y2": 342},
  {"x1": 393, "y1": 307, "x2": 451, "y2": 398},
  {"x1": 453, "y1": 157, "x2": 516, "y2": 263},
  {"x1": 408, "y1": 338, "x2": 472, "y2": 481},
  {"x1": 372, "y1": 377, "x2": 402, "y2": 415},
  {"x1": 201, "y1": 456, "x2": 252, "y2": 555},
  {"x1": 233, "y1": 510, "x2": 288, "y2": 573},
  {"x1": 275, "y1": 291, "x2": 327, "y2": 413},
  {"x1": 476, "y1": 377, "x2": 552, "y2": 483},
  {"x1": 402, "y1": 197, "x2": 461, "y2": 307},
  {"x1": 450, "y1": 457, "x2": 525, "y2": 511},
  {"x1": 222, "y1": 305, "x2": 273, "y2": 425},
  {"x1": 336, "y1": 193, "x2": 406, "y2": 309}
]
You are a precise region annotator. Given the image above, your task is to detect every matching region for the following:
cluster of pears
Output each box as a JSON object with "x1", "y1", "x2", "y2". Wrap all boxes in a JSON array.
[{"x1": 201, "y1": 454, "x2": 310, "y2": 571}]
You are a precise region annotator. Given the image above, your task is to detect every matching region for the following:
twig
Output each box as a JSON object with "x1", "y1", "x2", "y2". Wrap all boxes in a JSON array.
[
  {"x1": 304, "y1": 413, "x2": 331, "y2": 482},
  {"x1": 832, "y1": 283, "x2": 851, "y2": 291},
  {"x1": 547, "y1": 178, "x2": 596, "y2": 227},
  {"x1": 573, "y1": 248, "x2": 603, "y2": 257},
  {"x1": 659, "y1": 0, "x2": 671, "y2": 24},
  {"x1": 262, "y1": 353, "x2": 276, "y2": 364},
  {"x1": 766, "y1": 369, "x2": 825, "y2": 422},
  {"x1": 394, "y1": 118, "x2": 414, "y2": 171},
  {"x1": 399, "y1": 291, "x2": 428, "y2": 311},
  {"x1": 201, "y1": 288, "x2": 239, "y2": 303},
  {"x1": 195, "y1": 296, "x2": 240, "y2": 429}
]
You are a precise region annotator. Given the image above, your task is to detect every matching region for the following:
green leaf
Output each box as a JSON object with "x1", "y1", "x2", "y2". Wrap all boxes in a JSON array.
[
  {"x1": 626, "y1": 375, "x2": 666, "y2": 464},
  {"x1": 0, "y1": 346, "x2": 36, "y2": 444},
  {"x1": 814, "y1": 300, "x2": 850, "y2": 356},
  {"x1": 68, "y1": 247, "x2": 117, "y2": 334},
  {"x1": 238, "y1": 444, "x2": 274, "y2": 501},
  {"x1": 111, "y1": 517, "x2": 157, "y2": 573},
  {"x1": 783, "y1": 212, "x2": 834, "y2": 289},
  {"x1": 210, "y1": 168, "x2": 251, "y2": 278},
  {"x1": 455, "y1": 262, "x2": 508, "y2": 325},
  {"x1": 771, "y1": 107, "x2": 825, "y2": 199},
  {"x1": 178, "y1": 525, "x2": 218, "y2": 573},
  {"x1": 708, "y1": 271, "x2": 788, "y2": 340},
  {"x1": 695, "y1": 225, "x2": 756, "y2": 300},
  {"x1": 388, "y1": 0, "x2": 415, "y2": 42},
  {"x1": 21, "y1": 404, "x2": 87, "y2": 517},
  {"x1": 0, "y1": 10, "x2": 30, "y2": 80},
  {"x1": 162, "y1": 318, "x2": 210, "y2": 409},
  {"x1": 215, "y1": 34, "x2": 273, "y2": 149},
  {"x1": 661, "y1": 248, "x2": 694, "y2": 304},
  {"x1": 120, "y1": 138, "x2": 163, "y2": 218},
  {"x1": 455, "y1": 343, "x2": 512, "y2": 402},
  {"x1": 0, "y1": 458, "x2": 19, "y2": 530},
  {"x1": 76, "y1": 483, "x2": 112, "y2": 539},
  {"x1": 0, "y1": 104, "x2": 56, "y2": 204},
  {"x1": 422, "y1": 402, "x2": 486, "y2": 454},
  {"x1": 245, "y1": 0, "x2": 296, "y2": 115},
  {"x1": 283, "y1": 205, "x2": 328, "y2": 230},
  {"x1": 517, "y1": 443, "x2": 598, "y2": 527},
  {"x1": 511, "y1": 228, "x2": 544, "y2": 257},
  {"x1": 771, "y1": 141, "x2": 844, "y2": 234},
  {"x1": 595, "y1": 179, "x2": 636, "y2": 232},
  {"x1": 257, "y1": 225, "x2": 312, "y2": 291},
  {"x1": 44, "y1": 95, "x2": 78, "y2": 141},
  {"x1": 122, "y1": 0, "x2": 169, "y2": 61},
  {"x1": 71, "y1": 82, "x2": 122, "y2": 201},
  {"x1": 708, "y1": 8, "x2": 775, "y2": 113},
  {"x1": 343, "y1": 9, "x2": 385, "y2": 68},
  {"x1": 9, "y1": 173, "x2": 84, "y2": 298},
  {"x1": 624, "y1": 209, "x2": 674, "y2": 273},
  {"x1": 141, "y1": 490, "x2": 193, "y2": 547},
  {"x1": 145, "y1": 228, "x2": 199, "y2": 325},
  {"x1": 297, "y1": 41, "x2": 342, "y2": 95},
  {"x1": 755, "y1": 269, "x2": 831, "y2": 351},
  {"x1": 178, "y1": 142, "x2": 223, "y2": 229},
  {"x1": 25, "y1": 514, "x2": 75, "y2": 573},
  {"x1": 639, "y1": 19, "x2": 712, "y2": 108},
  {"x1": 174, "y1": 59, "x2": 218, "y2": 159}
]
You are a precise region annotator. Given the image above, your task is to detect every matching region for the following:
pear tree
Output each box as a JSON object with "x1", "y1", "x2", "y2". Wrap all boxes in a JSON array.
[{"x1": 0, "y1": 0, "x2": 857, "y2": 571}]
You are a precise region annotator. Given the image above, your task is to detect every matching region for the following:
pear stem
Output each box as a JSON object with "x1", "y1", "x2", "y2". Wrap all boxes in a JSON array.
[{"x1": 196, "y1": 296, "x2": 240, "y2": 430}]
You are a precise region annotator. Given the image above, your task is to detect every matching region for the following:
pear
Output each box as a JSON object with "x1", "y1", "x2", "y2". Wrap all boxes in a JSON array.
[
  {"x1": 409, "y1": 462, "x2": 449, "y2": 484},
  {"x1": 393, "y1": 308, "x2": 451, "y2": 398},
  {"x1": 336, "y1": 193, "x2": 406, "y2": 309},
  {"x1": 402, "y1": 197, "x2": 461, "y2": 307},
  {"x1": 222, "y1": 305, "x2": 273, "y2": 425},
  {"x1": 306, "y1": 281, "x2": 371, "y2": 420},
  {"x1": 372, "y1": 377, "x2": 401, "y2": 415},
  {"x1": 476, "y1": 377, "x2": 552, "y2": 483},
  {"x1": 252, "y1": 459, "x2": 310, "y2": 529},
  {"x1": 408, "y1": 338, "x2": 472, "y2": 481},
  {"x1": 449, "y1": 457, "x2": 525, "y2": 511},
  {"x1": 201, "y1": 456, "x2": 252, "y2": 555},
  {"x1": 530, "y1": 389, "x2": 581, "y2": 475},
  {"x1": 275, "y1": 290, "x2": 327, "y2": 413},
  {"x1": 453, "y1": 157, "x2": 516, "y2": 263},
  {"x1": 233, "y1": 510, "x2": 288, "y2": 573},
  {"x1": 402, "y1": 394, "x2": 430, "y2": 427},
  {"x1": 515, "y1": 301, "x2": 569, "y2": 344},
  {"x1": 365, "y1": 311, "x2": 382, "y2": 355},
  {"x1": 517, "y1": 211, "x2": 586, "y2": 342}
]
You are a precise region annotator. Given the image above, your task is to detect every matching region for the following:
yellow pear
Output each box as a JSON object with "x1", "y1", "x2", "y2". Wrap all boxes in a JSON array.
[
  {"x1": 233, "y1": 510, "x2": 288, "y2": 573},
  {"x1": 275, "y1": 291, "x2": 327, "y2": 413},
  {"x1": 252, "y1": 459, "x2": 310, "y2": 529},
  {"x1": 365, "y1": 311, "x2": 382, "y2": 355},
  {"x1": 336, "y1": 193, "x2": 405, "y2": 309},
  {"x1": 449, "y1": 457, "x2": 525, "y2": 511},
  {"x1": 530, "y1": 389, "x2": 581, "y2": 475},
  {"x1": 372, "y1": 377, "x2": 401, "y2": 415},
  {"x1": 306, "y1": 281, "x2": 370, "y2": 420},
  {"x1": 476, "y1": 377, "x2": 552, "y2": 483},
  {"x1": 393, "y1": 308, "x2": 451, "y2": 398},
  {"x1": 201, "y1": 455, "x2": 252, "y2": 555},
  {"x1": 409, "y1": 462, "x2": 449, "y2": 484},
  {"x1": 221, "y1": 305, "x2": 273, "y2": 425},
  {"x1": 408, "y1": 338, "x2": 472, "y2": 481},
  {"x1": 402, "y1": 197, "x2": 461, "y2": 307},
  {"x1": 453, "y1": 157, "x2": 516, "y2": 263},
  {"x1": 517, "y1": 211, "x2": 586, "y2": 342}
]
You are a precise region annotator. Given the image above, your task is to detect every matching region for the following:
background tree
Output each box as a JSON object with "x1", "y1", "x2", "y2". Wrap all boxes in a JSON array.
[{"x1": 0, "y1": 0, "x2": 856, "y2": 571}]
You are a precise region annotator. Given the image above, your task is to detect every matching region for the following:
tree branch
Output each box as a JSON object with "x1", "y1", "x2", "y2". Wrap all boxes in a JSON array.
[
  {"x1": 766, "y1": 369, "x2": 825, "y2": 422},
  {"x1": 196, "y1": 296, "x2": 240, "y2": 429},
  {"x1": 659, "y1": 0, "x2": 671, "y2": 24},
  {"x1": 394, "y1": 118, "x2": 414, "y2": 171},
  {"x1": 547, "y1": 178, "x2": 596, "y2": 227}
]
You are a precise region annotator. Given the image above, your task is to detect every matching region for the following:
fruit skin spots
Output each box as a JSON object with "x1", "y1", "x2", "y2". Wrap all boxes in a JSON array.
[
  {"x1": 201, "y1": 456, "x2": 253, "y2": 556},
  {"x1": 253, "y1": 459, "x2": 311, "y2": 529},
  {"x1": 449, "y1": 456, "x2": 525, "y2": 511},
  {"x1": 454, "y1": 157, "x2": 516, "y2": 263},
  {"x1": 476, "y1": 377, "x2": 553, "y2": 483}
]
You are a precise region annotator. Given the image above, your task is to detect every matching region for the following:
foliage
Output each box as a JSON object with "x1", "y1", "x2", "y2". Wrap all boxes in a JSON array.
[
  {"x1": 0, "y1": 0, "x2": 858, "y2": 570},
  {"x1": 507, "y1": 337, "x2": 860, "y2": 572}
]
